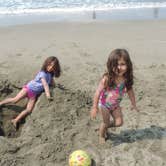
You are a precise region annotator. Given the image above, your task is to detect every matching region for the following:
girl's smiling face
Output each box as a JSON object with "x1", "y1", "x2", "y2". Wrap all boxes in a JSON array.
[
  {"x1": 116, "y1": 57, "x2": 127, "y2": 76},
  {"x1": 46, "y1": 61, "x2": 56, "y2": 73}
]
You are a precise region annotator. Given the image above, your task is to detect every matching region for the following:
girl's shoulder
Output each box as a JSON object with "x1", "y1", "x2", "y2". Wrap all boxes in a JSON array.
[
  {"x1": 37, "y1": 70, "x2": 45, "y2": 74},
  {"x1": 35, "y1": 70, "x2": 48, "y2": 79},
  {"x1": 102, "y1": 75, "x2": 108, "y2": 84},
  {"x1": 100, "y1": 73, "x2": 109, "y2": 89},
  {"x1": 102, "y1": 72, "x2": 109, "y2": 80},
  {"x1": 37, "y1": 70, "x2": 46, "y2": 75},
  {"x1": 39, "y1": 70, "x2": 52, "y2": 75}
]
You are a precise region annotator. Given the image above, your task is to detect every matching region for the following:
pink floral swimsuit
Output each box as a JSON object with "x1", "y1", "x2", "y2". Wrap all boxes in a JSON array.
[{"x1": 99, "y1": 82, "x2": 126, "y2": 111}]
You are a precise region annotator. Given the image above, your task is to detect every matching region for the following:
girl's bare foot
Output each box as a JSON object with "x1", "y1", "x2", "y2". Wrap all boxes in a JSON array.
[
  {"x1": 11, "y1": 119, "x2": 17, "y2": 129},
  {"x1": 99, "y1": 136, "x2": 106, "y2": 144},
  {"x1": 0, "y1": 103, "x2": 4, "y2": 107}
]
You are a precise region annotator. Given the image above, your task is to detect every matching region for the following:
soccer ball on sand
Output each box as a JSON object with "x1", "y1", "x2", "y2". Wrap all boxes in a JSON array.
[{"x1": 69, "y1": 150, "x2": 91, "y2": 166}]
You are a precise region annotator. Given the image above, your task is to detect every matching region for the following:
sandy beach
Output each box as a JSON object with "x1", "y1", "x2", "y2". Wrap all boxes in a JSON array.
[{"x1": 0, "y1": 20, "x2": 166, "y2": 165}]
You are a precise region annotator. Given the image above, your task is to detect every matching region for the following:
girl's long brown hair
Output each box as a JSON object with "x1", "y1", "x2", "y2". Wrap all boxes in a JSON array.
[
  {"x1": 105, "y1": 49, "x2": 133, "y2": 91},
  {"x1": 41, "y1": 56, "x2": 61, "y2": 77}
]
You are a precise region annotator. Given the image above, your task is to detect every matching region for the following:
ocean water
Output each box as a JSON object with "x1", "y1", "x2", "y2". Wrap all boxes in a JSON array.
[
  {"x1": 0, "y1": 0, "x2": 166, "y2": 26},
  {"x1": 0, "y1": 0, "x2": 166, "y2": 14}
]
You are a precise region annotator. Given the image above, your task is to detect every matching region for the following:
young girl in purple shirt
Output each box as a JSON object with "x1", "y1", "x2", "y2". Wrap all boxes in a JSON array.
[{"x1": 0, "y1": 56, "x2": 61, "y2": 128}]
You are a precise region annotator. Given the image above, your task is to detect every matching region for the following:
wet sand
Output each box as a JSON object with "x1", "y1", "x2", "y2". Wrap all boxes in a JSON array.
[{"x1": 0, "y1": 20, "x2": 166, "y2": 165}]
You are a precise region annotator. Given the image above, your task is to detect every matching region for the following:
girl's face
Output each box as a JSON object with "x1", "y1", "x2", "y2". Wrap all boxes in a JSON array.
[
  {"x1": 115, "y1": 57, "x2": 127, "y2": 76},
  {"x1": 46, "y1": 61, "x2": 56, "y2": 73}
]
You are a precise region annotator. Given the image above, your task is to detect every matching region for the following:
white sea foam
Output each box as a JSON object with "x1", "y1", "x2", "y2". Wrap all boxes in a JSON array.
[{"x1": 0, "y1": 0, "x2": 166, "y2": 15}]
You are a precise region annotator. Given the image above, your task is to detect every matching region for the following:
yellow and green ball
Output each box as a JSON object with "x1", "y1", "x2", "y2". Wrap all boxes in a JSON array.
[{"x1": 69, "y1": 150, "x2": 91, "y2": 166}]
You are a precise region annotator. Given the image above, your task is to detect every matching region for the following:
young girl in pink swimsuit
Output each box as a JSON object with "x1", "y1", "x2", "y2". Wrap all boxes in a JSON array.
[{"x1": 91, "y1": 48, "x2": 139, "y2": 144}]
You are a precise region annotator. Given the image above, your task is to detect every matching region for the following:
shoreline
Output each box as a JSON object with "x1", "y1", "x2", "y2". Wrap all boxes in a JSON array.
[{"x1": 0, "y1": 7, "x2": 166, "y2": 27}]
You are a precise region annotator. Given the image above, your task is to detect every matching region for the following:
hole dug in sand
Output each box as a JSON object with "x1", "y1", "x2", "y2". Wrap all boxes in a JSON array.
[
  {"x1": 0, "y1": 80, "x2": 99, "y2": 165},
  {"x1": 0, "y1": 79, "x2": 26, "y2": 138}
]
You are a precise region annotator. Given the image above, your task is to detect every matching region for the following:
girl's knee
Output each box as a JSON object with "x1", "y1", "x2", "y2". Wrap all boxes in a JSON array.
[
  {"x1": 12, "y1": 97, "x2": 19, "y2": 104},
  {"x1": 26, "y1": 109, "x2": 33, "y2": 114},
  {"x1": 114, "y1": 119, "x2": 123, "y2": 127},
  {"x1": 102, "y1": 122, "x2": 111, "y2": 128}
]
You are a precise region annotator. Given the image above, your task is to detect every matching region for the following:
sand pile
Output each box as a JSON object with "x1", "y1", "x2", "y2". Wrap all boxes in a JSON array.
[{"x1": 0, "y1": 77, "x2": 94, "y2": 165}]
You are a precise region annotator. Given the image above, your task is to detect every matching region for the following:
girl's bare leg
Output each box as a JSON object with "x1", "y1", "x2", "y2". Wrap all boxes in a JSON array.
[
  {"x1": 99, "y1": 107, "x2": 111, "y2": 144},
  {"x1": 11, "y1": 98, "x2": 36, "y2": 128},
  {"x1": 0, "y1": 88, "x2": 27, "y2": 106},
  {"x1": 111, "y1": 107, "x2": 123, "y2": 127},
  {"x1": 98, "y1": 107, "x2": 123, "y2": 144}
]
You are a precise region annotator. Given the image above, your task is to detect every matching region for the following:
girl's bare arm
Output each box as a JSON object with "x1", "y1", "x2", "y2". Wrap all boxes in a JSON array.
[
  {"x1": 127, "y1": 88, "x2": 139, "y2": 112},
  {"x1": 91, "y1": 77, "x2": 106, "y2": 118},
  {"x1": 41, "y1": 78, "x2": 51, "y2": 99},
  {"x1": 92, "y1": 79, "x2": 105, "y2": 109}
]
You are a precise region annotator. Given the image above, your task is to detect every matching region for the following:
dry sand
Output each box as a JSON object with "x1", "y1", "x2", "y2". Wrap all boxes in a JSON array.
[{"x1": 0, "y1": 20, "x2": 166, "y2": 166}]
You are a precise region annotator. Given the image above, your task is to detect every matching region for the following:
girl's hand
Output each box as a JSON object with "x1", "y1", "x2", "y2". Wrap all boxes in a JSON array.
[
  {"x1": 131, "y1": 105, "x2": 139, "y2": 112},
  {"x1": 90, "y1": 107, "x2": 98, "y2": 119},
  {"x1": 47, "y1": 96, "x2": 54, "y2": 102}
]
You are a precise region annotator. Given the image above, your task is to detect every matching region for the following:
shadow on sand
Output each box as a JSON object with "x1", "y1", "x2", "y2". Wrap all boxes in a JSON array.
[
  {"x1": 3, "y1": 104, "x2": 26, "y2": 113},
  {"x1": 107, "y1": 125, "x2": 166, "y2": 146},
  {"x1": 0, "y1": 126, "x2": 5, "y2": 136}
]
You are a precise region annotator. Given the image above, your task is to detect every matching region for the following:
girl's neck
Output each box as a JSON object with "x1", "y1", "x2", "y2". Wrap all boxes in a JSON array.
[{"x1": 115, "y1": 76, "x2": 125, "y2": 85}]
